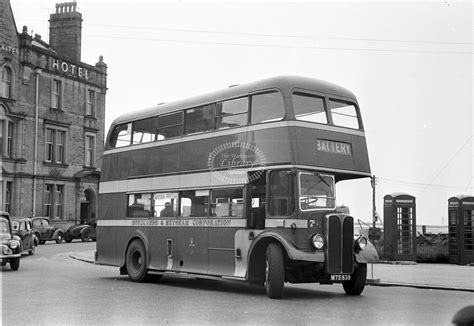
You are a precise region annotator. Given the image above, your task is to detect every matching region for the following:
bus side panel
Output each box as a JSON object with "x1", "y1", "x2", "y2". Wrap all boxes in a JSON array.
[
  {"x1": 101, "y1": 126, "x2": 294, "y2": 183},
  {"x1": 146, "y1": 224, "x2": 177, "y2": 271},
  {"x1": 96, "y1": 225, "x2": 118, "y2": 266},
  {"x1": 208, "y1": 225, "x2": 241, "y2": 276},
  {"x1": 97, "y1": 193, "x2": 127, "y2": 266},
  {"x1": 177, "y1": 225, "x2": 208, "y2": 274}
]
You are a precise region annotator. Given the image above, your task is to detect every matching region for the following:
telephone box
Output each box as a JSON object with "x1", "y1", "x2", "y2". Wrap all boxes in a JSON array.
[
  {"x1": 448, "y1": 195, "x2": 474, "y2": 265},
  {"x1": 383, "y1": 193, "x2": 416, "y2": 261}
]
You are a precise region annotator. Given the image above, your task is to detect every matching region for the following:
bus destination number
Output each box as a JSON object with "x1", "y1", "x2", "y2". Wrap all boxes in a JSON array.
[{"x1": 331, "y1": 274, "x2": 351, "y2": 281}]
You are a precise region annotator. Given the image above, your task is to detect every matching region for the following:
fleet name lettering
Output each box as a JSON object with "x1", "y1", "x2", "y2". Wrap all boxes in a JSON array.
[
  {"x1": 316, "y1": 139, "x2": 352, "y2": 155},
  {"x1": 51, "y1": 58, "x2": 89, "y2": 79},
  {"x1": 132, "y1": 218, "x2": 232, "y2": 227}
]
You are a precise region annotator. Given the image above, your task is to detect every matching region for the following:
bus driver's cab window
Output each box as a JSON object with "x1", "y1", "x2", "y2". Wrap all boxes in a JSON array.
[{"x1": 268, "y1": 170, "x2": 294, "y2": 216}]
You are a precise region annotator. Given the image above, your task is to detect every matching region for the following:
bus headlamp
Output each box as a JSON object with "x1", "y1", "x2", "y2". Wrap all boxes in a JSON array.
[
  {"x1": 311, "y1": 234, "x2": 324, "y2": 249},
  {"x1": 355, "y1": 236, "x2": 367, "y2": 250}
]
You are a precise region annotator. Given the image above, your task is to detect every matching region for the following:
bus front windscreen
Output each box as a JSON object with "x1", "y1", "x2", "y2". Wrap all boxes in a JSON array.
[{"x1": 299, "y1": 172, "x2": 335, "y2": 210}]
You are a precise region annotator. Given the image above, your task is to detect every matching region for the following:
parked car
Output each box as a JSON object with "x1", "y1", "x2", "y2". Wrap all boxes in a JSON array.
[
  {"x1": 31, "y1": 217, "x2": 64, "y2": 244},
  {"x1": 65, "y1": 221, "x2": 96, "y2": 242},
  {"x1": 1, "y1": 211, "x2": 22, "y2": 270},
  {"x1": 11, "y1": 218, "x2": 38, "y2": 255}
]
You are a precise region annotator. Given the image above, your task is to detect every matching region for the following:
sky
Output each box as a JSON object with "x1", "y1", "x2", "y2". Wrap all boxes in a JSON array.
[{"x1": 10, "y1": 0, "x2": 473, "y2": 227}]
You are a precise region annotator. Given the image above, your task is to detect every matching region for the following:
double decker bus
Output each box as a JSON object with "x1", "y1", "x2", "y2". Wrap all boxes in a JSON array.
[{"x1": 96, "y1": 76, "x2": 378, "y2": 298}]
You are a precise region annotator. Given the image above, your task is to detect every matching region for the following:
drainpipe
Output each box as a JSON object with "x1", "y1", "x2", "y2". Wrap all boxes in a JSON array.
[{"x1": 32, "y1": 68, "x2": 41, "y2": 217}]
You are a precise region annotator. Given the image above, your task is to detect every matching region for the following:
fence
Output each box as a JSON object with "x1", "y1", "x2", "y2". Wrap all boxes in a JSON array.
[{"x1": 371, "y1": 232, "x2": 449, "y2": 263}]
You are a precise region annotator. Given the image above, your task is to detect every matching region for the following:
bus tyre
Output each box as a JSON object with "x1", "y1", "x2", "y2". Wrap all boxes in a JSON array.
[
  {"x1": 342, "y1": 262, "x2": 367, "y2": 295},
  {"x1": 265, "y1": 243, "x2": 285, "y2": 299},
  {"x1": 126, "y1": 239, "x2": 149, "y2": 282}
]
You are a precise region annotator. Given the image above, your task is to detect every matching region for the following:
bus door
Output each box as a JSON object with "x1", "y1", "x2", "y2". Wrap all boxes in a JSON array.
[
  {"x1": 177, "y1": 190, "x2": 209, "y2": 274},
  {"x1": 208, "y1": 187, "x2": 246, "y2": 276}
]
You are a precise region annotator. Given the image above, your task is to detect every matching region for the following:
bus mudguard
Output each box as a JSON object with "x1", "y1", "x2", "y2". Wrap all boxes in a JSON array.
[
  {"x1": 121, "y1": 229, "x2": 150, "y2": 267},
  {"x1": 354, "y1": 240, "x2": 379, "y2": 264},
  {"x1": 251, "y1": 230, "x2": 325, "y2": 263}
]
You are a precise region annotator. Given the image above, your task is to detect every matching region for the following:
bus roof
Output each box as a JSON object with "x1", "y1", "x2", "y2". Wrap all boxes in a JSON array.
[{"x1": 112, "y1": 75, "x2": 357, "y2": 126}]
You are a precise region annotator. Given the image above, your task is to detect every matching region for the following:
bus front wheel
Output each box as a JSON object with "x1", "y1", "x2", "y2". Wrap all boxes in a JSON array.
[
  {"x1": 342, "y1": 262, "x2": 367, "y2": 295},
  {"x1": 126, "y1": 239, "x2": 149, "y2": 282},
  {"x1": 265, "y1": 243, "x2": 285, "y2": 299}
]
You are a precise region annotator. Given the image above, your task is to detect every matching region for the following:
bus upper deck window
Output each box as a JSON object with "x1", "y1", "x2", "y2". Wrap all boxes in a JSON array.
[
  {"x1": 250, "y1": 91, "x2": 285, "y2": 124},
  {"x1": 328, "y1": 99, "x2": 360, "y2": 129},
  {"x1": 110, "y1": 123, "x2": 132, "y2": 148},
  {"x1": 132, "y1": 117, "x2": 156, "y2": 144},
  {"x1": 184, "y1": 105, "x2": 214, "y2": 134},
  {"x1": 157, "y1": 112, "x2": 183, "y2": 140},
  {"x1": 215, "y1": 98, "x2": 248, "y2": 130},
  {"x1": 292, "y1": 92, "x2": 327, "y2": 124}
]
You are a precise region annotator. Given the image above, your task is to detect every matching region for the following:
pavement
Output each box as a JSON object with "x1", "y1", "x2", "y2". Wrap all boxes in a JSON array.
[{"x1": 70, "y1": 251, "x2": 474, "y2": 293}]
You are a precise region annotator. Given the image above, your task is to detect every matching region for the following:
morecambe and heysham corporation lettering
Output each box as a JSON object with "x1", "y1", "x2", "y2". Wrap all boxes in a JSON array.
[
  {"x1": 132, "y1": 219, "x2": 232, "y2": 227},
  {"x1": 316, "y1": 139, "x2": 352, "y2": 155}
]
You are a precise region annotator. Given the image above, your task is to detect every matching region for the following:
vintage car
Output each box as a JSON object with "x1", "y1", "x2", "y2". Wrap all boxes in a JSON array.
[
  {"x1": 1, "y1": 211, "x2": 22, "y2": 270},
  {"x1": 31, "y1": 217, "x2": 64, "y2": 244},
  {"x1": 65, "y1": 222, "x2": 96, "y2": 242},
  {"x1": 11, "y1": 218, "x2": 38, "y2": 255}
]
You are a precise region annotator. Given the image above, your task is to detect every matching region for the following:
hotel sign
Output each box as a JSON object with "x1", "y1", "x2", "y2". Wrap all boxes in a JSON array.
[
  {"x1": 1, "y1": 43, "x2": 19, "y2": 56},
  {"x1": 50, "y1": 58, "x2": 89, "y2": 80},
  {"x1": 316, "y1": 139, "x2": 352, "y2": 155}
]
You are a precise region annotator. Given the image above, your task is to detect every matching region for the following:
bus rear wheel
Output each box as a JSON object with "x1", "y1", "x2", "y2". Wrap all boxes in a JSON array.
[
  {"x1": 126, "y1": 239, "x2": 149, "y2": 282},
  {"x1": 265, "y1": 243, "x2": 285, "y2": 299},
  {"x1": 342, "y1": 262, "x2": 367, "y2": 295}
]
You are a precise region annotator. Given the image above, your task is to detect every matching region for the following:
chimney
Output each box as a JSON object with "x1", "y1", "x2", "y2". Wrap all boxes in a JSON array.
[{"x1": 49, "y1": 2, "x2": 82, "y2": 62}]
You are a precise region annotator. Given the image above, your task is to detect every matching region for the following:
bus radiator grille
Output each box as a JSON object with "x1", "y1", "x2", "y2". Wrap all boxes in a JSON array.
[{"x1": 327, "y1": 215, "x2": 354, "y2": 274}]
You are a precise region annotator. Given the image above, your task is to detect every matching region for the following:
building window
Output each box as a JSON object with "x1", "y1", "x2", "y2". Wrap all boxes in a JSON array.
[
  {"x1": 45, "y1": 127, "x2": 66, "y2": 164},
  {"x1": 0, "y1": 119, "x2": 14, "y2": 158},
  {"x1": 85, "y1": 134, "x2": 96, "y2": 167},
  {"x1": 5, "y1": 182, "x2": 13, "y2": 214},
  {"x1": 1, "y1": 66, "x2": 12, "y2": 98},
  {"x1": 44, "y1": 184, "x2": 64, "y2": 219},
  {"x1": 86, "y1": 89, "x2": 96, "y2": 117},
  {"x1": 44, "y1": 184, "x2": 52, "y2": 217},
  {"x1": 52, "y1": 79, "x2": 62, "y2": 109},
  {"x1": 55, "y1": 185, "x2": 64, "y2": 218}
]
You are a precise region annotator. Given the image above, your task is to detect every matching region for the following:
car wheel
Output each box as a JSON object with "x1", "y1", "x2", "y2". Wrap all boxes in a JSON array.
[
  {"x1": 265, "y1": 243, "x2": 285, "y2": 299},
  {"x1": 29, "y1": 245, "x2": 35, "y2": 255},
  {"x1": 342, "y1": 262, "x2": 367, "y2": 295},
  {"x1": 55, "y1": 232, "x2": 64, "y2": 244},
  {"x1": 10, "y1": 257, "x2": 20, "y2": 271},
  {"x1": 65, "y1": 234, "x2": 72, "y2": 243},
  {"x1": 81, "y1": 229, "x2": 91, "y2": 242},
  {"x1": 126, "y1": 239, "x2": 149, "y2": 282}
]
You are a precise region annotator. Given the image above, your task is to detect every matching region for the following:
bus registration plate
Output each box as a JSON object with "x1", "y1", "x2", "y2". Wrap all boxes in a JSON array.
[{"x1": 331, "y1": 274, "x2": 351, "y2": 281}]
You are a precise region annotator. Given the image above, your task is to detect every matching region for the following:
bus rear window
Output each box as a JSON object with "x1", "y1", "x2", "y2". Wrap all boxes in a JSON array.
[
  {"x1": 328, "y1": 99, "x2": 360, "y2": 129},
  {"x1": 292, "y1": 92, "x2": 327, "y2": 124},
  {"x1": 109, "y1": 123, "x2": 131, "y2": 148}
]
